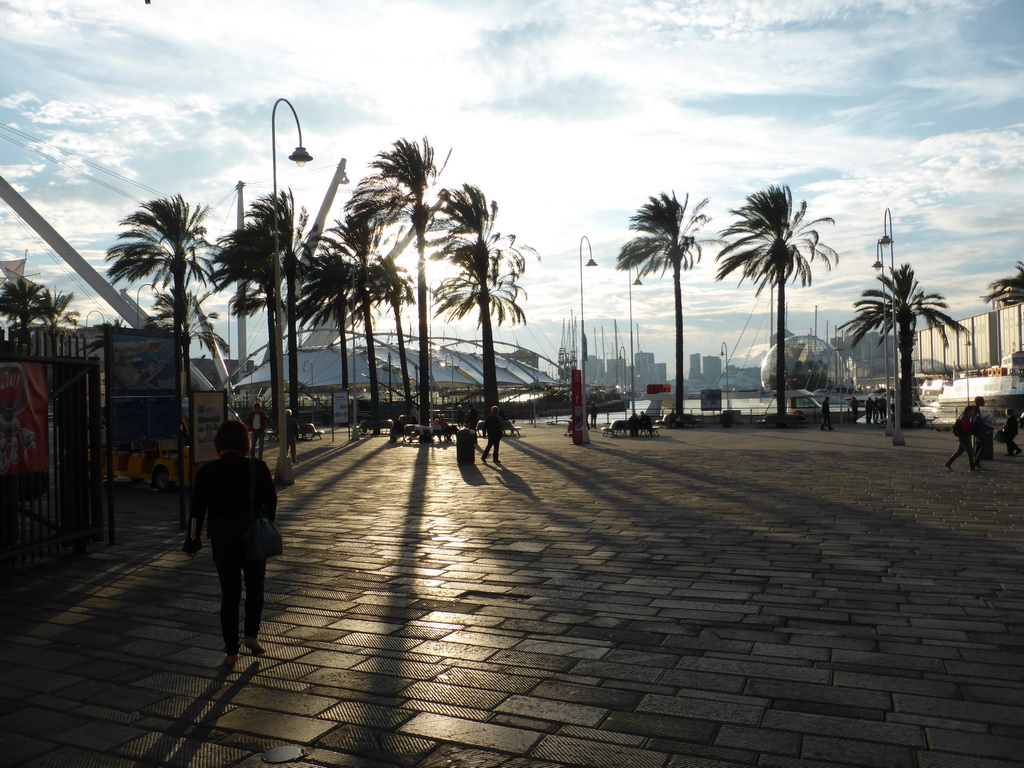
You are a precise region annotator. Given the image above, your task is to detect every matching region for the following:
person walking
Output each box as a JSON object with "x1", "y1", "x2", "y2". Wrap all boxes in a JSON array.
[
  {"x1": 467, "y1": 404, "x2": 479, "y2": 433},
  {"x1": 183, "y1": 420, "x2": 278, "y2": 667},
  {"x1": 481, "y1": 405, "x2": 503, "y2": 463},
  {"x1": 285, "y1": 408, "x2": 299, "y2": 464},
  {"x1": 589, "y1": 402, "x2": 598, "y2": 429},
  {"x1": 820, "y1": 396, "x2": 834, "y2": 431},
  {"x1": 848, "y1": 395, "x2": 859, "y2": 424},
  {"x1": 944, "y1": 405, "x2": 979, "y2": 471},
  {"x1": 1002, "y1": 408, "x2": 1021, "y2": 456},
  {"x1": 456, "y1": 404, "x2": 465, "y2": 429},
  {"x1": 246, "y1": 401, "x2": 268, "y2": 459},
  {"x1": 864, "y1": 396, "x2": 874, "y2": 426}
]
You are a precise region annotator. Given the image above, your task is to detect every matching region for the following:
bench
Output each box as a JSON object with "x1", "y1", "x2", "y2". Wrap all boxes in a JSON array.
[
  {"x1": 358, "y1": 419, "x2": 392, "y2": 435},
  {"x1": 757, "y1": 413, "x2": 807, "y2": 428},
  {"x1": 299, "y1": 423, "x2": 325, "y2": 440},
  {"x1": 475, "y1": 419, "x2": 521, "y2": 437},
  {"x1": 602, "y1": 419, "x2": 630, "y2": 437}
]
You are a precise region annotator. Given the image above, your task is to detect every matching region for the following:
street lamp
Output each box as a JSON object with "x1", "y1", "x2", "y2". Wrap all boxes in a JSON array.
[
  {"x1": 871, "y1": 243, "x2": 891, "y2": 434},
  {"x1": 85, "y1": 310, "x2": 105, "y2": 328},
  {"x1": 577, "y1": 236, "x2": 597, "y2": 444},
  {"x1": 879, "y1": 207, "x2": 904, "y2": 446},
  {"x1": 135, "y1": 282, "x2": 156, "y2": 327},
  {"x1": 628, "y1": 268, "x2": 642, "y2": 413},
  {"x1": 270, "y1": 97, "x2": 313, "y2": 484},
  {"x1": 618, "y1": 345, "x2": 627, "y2": 419},
  {"x1": 387, "y1": 352, "x2": 394, "y2": 405},
  {"x1": 443, "y1": 352, "x2": 455, "y2": 420},
  {"x1": 721, "y1": 342, "x2": 730, "y2": 408}
]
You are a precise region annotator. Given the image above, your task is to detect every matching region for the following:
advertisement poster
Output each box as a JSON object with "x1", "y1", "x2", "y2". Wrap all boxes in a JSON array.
[
  {"x1": 0, "y1": 361, "x2": 49, "y2": 476},
  {"x1": 109, "y1": 329, "x2": 176, "y2": 396},
  {"x1": 332, "y1": 391, "x2": 349, "y2": 425},
  {"x1": 191, "y1": 391, "x2": 227, "y2": 464},
  {"x1": 700, "y1": 389, "x2": 723, "y2": 411}
]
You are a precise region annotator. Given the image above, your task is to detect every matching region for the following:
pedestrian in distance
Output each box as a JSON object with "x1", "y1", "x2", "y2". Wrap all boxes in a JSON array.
[
  {"x1": 864, "y1": 396, "x2": 874, "y2": 426},
  {"x1": 944, "y1": 405, "x2": 979, "y2": 471},
  {"x1": 246, "y1": 401, "x2": 268, "y2": 459},
  {"x1": 849, "y1": 395, "x2": 859, "y2": 424},
  {"x1": 183, "y1": 420, "x2": 277, "y2": 667},
  {"x1": 820, "y1": 396, "x2": 834, "y2": 431},
  {"x1": 589, "y1": 402, "x2": 598, "y2": 429},
  {"x1": 466, "y1": 404, "x2": 479, "y2": 434},
  {"x1": 285, "y1": 408, "x2": 299, "y2": 464},
  {"x1": 456, "y1": 403, "x2": 465, "y2": 429},
  {"x1": 1002, "y1": 408, "x2": 1021, "y2": 456},
  {"x1": 481, "y1": 405, "x2": 503, "y2": 463}
]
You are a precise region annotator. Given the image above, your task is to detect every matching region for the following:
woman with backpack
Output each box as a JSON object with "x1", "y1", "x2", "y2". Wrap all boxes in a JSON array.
[{"x1": 945, "y1": 405, "x2": 979, "y2": 471}]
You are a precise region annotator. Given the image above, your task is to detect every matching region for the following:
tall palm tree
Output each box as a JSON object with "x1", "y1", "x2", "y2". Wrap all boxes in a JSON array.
[
  {"x1": 617, "y1": 192, "x2": 711, "y2": 416},
  {"x1": 716, "y1": 185, "x2": 837, "y2": 419},
  {"x1": 982, "y1": 261, "x2": 1024, "y2": 307},
  {"x1": 844, "y1": 263, "x2": 963, "y2": 418},
  {"x1": 351, "y1": 137, "x2": 448, "y2": 424},
  {"x1": 213, "y1": 192, "x2": 296, "y2": 415},
  {"x1": 0, "y1": 279, "x2": 45, "y2": 346},
  {"x1": 106, "y1": 195, "x2": 211, "y2": 397},
  {"x1": 297, "y1": 236, "x2": 353, "y2": 394},
  {"x1": 378, "y1": 258, "x2": 415, "y2": 407},
  {"x1": 319, "y1": 212, "x2": 390, "y2": 431},
  {"x1": 34, "y1": 288, "x2": 79, "y2": 337},
  {"x1": 149, "y1": 290, "x2": 229, "y2": 359},
  {"x1": 432, "y1": 184, "x2": 537, "y2": 408}
]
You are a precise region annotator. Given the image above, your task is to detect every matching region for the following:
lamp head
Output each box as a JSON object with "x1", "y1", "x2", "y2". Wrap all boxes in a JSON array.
[
  {"x1": 872, "y1": 258, "x2": 883, "y2": 271},
  {"x1": 633, "y1": 276, "x2": 643, "y2": 287},
  {"x1": 879, "y1": 234, "x2": 892, "y2": 248},
  {"x1": 289, "y1": 146, "x2": 313, "y2": 166},
  {"x1": 585, "y1": 257, "x2": 597, "y2": 268}
]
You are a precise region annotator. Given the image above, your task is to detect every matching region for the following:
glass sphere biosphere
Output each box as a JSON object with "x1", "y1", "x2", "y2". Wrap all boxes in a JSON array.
[{"x1": 760, "y1": 335, "x2": 840, "y2": 391}]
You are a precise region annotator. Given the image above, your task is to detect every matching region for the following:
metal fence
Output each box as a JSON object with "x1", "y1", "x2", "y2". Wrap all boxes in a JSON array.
[{"x1": 1, "y1": 329, "x2": 104, "y2": 566}]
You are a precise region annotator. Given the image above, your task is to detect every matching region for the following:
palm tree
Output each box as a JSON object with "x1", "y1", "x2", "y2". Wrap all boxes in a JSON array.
[
  {"x1": 351, "y1": 137, "x2": 448, "y2": 423},
  {"x1": 982, "y1": 261, "x2": 1024, "y2": 307},
  {"x1": 617, "y1": 192, "x2": 712, "y2": 416},
  {"x1": 844, "y1": 263, "x2": 963, "y2": 418},
  {"x1": 106, "y1": 195, "x2": 211, "y2": 397},
  {"x1": 319, "y1": 212, "x2": 390, "y2": 431},
  {"x1": 433, "y1": 184, "x2": 537, "y2": 407},
  {"x1": 716, "y1": 185, "x2": 837, "y2": 419},
  {"x1": 35, "y1": 288, "x2": 79, "y2": 336},
  {"x1": 297, "y1": 236, "x2": 353, "y2": 395},
  {"x1": 213, "y1": 192, "x2": 296, "y2": 415},
  {"x1": 0, "y1": 279, "x2": 45, "y2": 346},
  {"x1": 378, "y1": 258, "x2": 415, "y2": 407},
  {"x1": 149, "y1": 290, "x2": 229, "y2": 359}
]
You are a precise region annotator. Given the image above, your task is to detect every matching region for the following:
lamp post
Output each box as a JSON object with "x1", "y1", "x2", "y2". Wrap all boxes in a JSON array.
[
  {"x1": 628, "y1": 268, "x2": 642, "y2": 413},
  {"x1": 350, "y1": 281, "x2": 359, "y2": 442},
  {"x1": 85, "y1": 310, "x2": 105, "y2": 328},
  {"x1": 387, "y1": 352, "x2": 393, "y2": 405},
  {"x1": 135, "y1": 282, "x2": 156, "y2": 327},
  {"x1": 879, "y1": 208, "x2": 904, "y2": 446},
  {"x1": 871, "y1": 242, "x2": 892, "y2": 435},
  {"x1": 443, "y1": 352, "x2": 455, "y2": 421},
  {"x1": 270, "y1": 98, "x2": 313, "y2": 484},
  {"x1": 618, "y1": 345, "x2": 627, "y2": 419},
  {"x1": 577, "y1": 236, "x2": 597, "y2": 444},
  {"x1": 721, "y1": 342, "x2": 730, "y2": 408}
]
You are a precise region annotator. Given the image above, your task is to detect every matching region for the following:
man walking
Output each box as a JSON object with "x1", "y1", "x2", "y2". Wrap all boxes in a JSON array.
[
  {"x1": 247, "y1": 401, "x2": 268, "y2": 459},
  {"x1": 481, "y1": 405, "x2": 503, "y2": 464},
  {"x1": 285, "y1": 408, "x2": 299, "y2": 464},
  {"x1": 820, "y1": 396, "x2": 834, "y2": 431}
]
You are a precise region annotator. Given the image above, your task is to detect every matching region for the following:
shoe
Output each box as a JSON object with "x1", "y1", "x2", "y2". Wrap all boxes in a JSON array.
[
  {"x1": 828, "y1": 428, "x2": 834, "y2": 431},
  {"x1": 243, "y1": 637, "x2": 266, "y2": 655},
  {"x1": 223, "y1": 654, "x2": 239, "y2": 667},
  {"x1": 494, "y1": 458, "x2": 502, "y2": 464},
  {"x1": 481, "y1": 455, "x2": 488, "y2": 462},
  {"x1": 943, "y1": 464, "x2": 952, "y2": 471}
]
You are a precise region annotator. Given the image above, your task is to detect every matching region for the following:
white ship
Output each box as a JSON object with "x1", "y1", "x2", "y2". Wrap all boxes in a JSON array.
[{"x1": 929, "y1": 351, "x2": 1024, "y2": 414}]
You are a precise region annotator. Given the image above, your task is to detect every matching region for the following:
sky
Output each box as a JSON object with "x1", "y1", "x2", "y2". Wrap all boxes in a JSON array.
[{"x1": 1, "y1": 0, "x2": 1023, "y2": 380}]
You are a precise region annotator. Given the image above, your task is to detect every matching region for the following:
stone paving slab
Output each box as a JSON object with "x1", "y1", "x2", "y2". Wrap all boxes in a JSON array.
[{"x1": 1, "y1": 422, "x2": 1023, "y2": 767}]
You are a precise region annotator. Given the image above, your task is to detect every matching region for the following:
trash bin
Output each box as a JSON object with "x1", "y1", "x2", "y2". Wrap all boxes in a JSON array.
[
  {"x1": 456, "y1": 427, "x2": 476, "y2": 465},
  {"x1": 721, "y1": 410, "x2": 739, "y2": 428}
]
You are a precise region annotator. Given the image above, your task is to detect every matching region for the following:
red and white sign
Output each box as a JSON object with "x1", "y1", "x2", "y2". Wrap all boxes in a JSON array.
[{"x1": 0, "y1": 362, "x2": 49, "y2": 476}]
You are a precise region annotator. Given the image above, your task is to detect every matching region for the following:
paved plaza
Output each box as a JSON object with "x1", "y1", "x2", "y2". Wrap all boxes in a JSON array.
[{"x1": 1, "y1": 421, "x2": 1023, "y2": 768}]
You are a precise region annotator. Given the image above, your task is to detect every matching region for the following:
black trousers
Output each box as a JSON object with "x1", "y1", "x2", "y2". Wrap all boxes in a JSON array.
[
  {"x1": 212, "y1": 538, "x2": 266, "y2": 653},
  {"x1": 482, "y1": 435, "x2": 501, "y2": 460}
]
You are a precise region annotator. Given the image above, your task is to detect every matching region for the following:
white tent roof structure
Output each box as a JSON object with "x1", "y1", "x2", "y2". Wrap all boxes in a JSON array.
[{"x1": 239, "y1": 334, "x2": 559, "y2": 393}]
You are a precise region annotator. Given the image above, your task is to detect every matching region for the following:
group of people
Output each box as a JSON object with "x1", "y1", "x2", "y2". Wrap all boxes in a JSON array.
[
  {"x1": 946, "y1": 397, "x2": 1022, "y2": 471},
  {"x1": 627, "y1": 410, "x2": 655, "y2": 436},
  {"x1": 845, "y1": 394, "x2": 893, "y2": 426},
  {"x1": 245, "y1": 401, "x2": 299, "y2": 463}
]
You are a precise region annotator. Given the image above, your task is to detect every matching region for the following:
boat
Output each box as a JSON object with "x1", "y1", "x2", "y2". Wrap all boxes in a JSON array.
[{"x1": 931, "y1": 352, "x2": 1024, "y2": 415}]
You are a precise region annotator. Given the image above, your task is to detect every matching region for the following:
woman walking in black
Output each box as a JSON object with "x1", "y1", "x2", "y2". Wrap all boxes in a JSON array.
[{"x1": 183, "y1": 420, "x2": 277, "y2": 667}]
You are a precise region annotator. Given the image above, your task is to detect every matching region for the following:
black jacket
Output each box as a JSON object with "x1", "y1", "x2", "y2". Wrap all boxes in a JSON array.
[{"x1": 188, "y1": 453, "x2": 276, "y2": 541}]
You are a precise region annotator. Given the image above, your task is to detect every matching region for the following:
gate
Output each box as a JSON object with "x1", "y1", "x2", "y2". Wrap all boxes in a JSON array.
[{"x1": 1, "y1": 331, "x2": 104, "y2": 565}]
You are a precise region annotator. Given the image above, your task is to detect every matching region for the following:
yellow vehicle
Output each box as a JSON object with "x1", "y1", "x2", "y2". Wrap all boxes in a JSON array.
[{"x1": 105, "y1": 439, "x2": 196, "y2": 491}]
